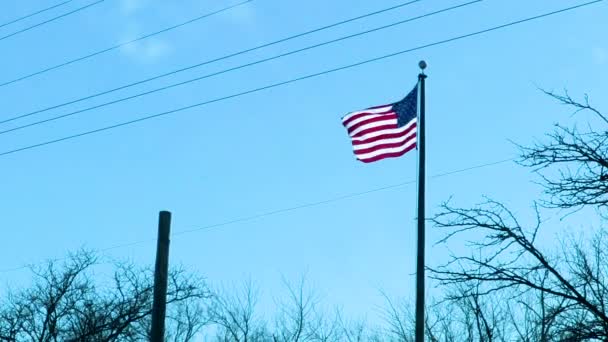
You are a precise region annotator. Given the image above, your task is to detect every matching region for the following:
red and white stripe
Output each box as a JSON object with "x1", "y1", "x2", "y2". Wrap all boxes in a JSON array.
[{"x1": 342, "y1": 104, "x2": 417, "y2": 163}]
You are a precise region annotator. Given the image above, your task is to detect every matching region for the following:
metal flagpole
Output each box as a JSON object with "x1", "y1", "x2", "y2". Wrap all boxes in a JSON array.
[{"x1": 415, "y1": 60, "x2": 427, "y2": 342}]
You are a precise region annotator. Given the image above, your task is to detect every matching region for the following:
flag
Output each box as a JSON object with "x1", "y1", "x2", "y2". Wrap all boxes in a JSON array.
[{"x1": 342, "y1": 85, "x2": 418, "y2": 163}]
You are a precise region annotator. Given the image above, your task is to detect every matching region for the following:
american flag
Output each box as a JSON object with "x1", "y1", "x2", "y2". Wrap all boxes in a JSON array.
[{"x1": 342, "y1": 85, "x2": 418, "y2": 163}]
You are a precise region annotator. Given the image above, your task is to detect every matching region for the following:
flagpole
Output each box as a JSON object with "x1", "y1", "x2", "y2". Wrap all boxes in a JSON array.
[{"x1": 415, "y1": 60, "x2": 427, "y2": 342}]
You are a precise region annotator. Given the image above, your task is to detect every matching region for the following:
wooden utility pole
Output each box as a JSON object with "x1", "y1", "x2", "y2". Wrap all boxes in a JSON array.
[{"x1": 150, "y1": 210, "x2": 171, "y2": 342}]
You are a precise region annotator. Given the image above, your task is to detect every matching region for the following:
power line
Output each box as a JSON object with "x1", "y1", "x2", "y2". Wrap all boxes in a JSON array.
[
  {"x1": 0, "y1": 0, "x2": 416, "y2": 89},
  {"x1": 0, "y1": 0, "x2": 253, "y2": 88},
  {"x1": 0, "y1": 0, "x2": 105, "y2": 42},
  {"x1": 0, "y1": 0, "x2": 482, "y2": 133},
  {"x1": 0, "y1": 0, "x2": 75, "y2": 30},
  {"x1": 0, "y1": 1, "x2": 599, "y2": 276},
  {"x1": 0, "y1": 0, "x2": 600, "y2": 158},
  {"x1": 173, "y1": 158, "x2": 516, "y2": 237},
  {"x1": 0, "y1": 0, "x2": 424, "y2": 124},
  {"x1": 0, "y1": 157, "x2": 514, "y2": 273}
]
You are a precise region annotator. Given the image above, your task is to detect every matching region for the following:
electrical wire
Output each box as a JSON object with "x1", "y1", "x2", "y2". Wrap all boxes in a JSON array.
[
  {"x1": 173, "y1": 158, "x2": 515, "y2": 237},
  {"x1": 0, "y1": 0, "x2": 423, "y2": 121},
  {"x1": 0, "y1": 0, "x2": 105, "y2": 42},
  {"x1": 0, "y1": 157, "x2": 514, "y2": 273},
  {"x1": 0, "y1": 0, "x2": 482, "y2": 133},
  {"x1": 0, "y1": 0, "x2": 419, "y2": 89},
  {"x1": 0, "y1": 0, "x2": 601, "y2": 159},
  {"x1": 0, "y1": 0, "x2": 253, "y2": 89},
  {"x1": 0, "y1": 0, "x2": 75, "y2": 30},
  {"x1": 0, "y1": 0, "x2": 600, "y2": 271}
]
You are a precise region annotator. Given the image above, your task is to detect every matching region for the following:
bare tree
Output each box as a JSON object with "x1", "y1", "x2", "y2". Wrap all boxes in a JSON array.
[
  {"x1": 430, "y1": 91, "x2": 608, "y2": 340},
  {"x1": 520, "y1": 91, "x2": 608, "y2": 213},
  {"x1": 272, "y1": 277, "x2": 343, "y2": 342},
  {"x1": 168, "y1": 301, "x2": 208, "y2": 342},
  {"x1": 377, "y1": 285, "x2": 512, "y2": 342},
  {"x1": 337, "y1": 315, "x2": 372, "y2": 342},
  {"x1": 206, "y1": 279, "x2": 345, "y2": 342},
  {"x1": 0, "y1": 251, "x2": 209, "y2": 342},
  {"x1": 378, "y1": 291, "x2": 413, "y2": 341},
  {"x1": 207, "y1": 280, "x2": 269, "y2": 342}
]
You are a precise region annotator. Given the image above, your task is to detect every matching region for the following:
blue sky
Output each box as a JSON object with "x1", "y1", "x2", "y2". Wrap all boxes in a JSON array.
[{"x1": 0, "y1": 0, "x2": 606, "y2": 324}]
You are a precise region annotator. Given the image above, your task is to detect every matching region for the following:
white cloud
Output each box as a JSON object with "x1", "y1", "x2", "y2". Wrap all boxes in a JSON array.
[
  {"x1": 118, "y1": 8, "x2": 171, "y2": 64},
  {"x1": 223, "y1": 2, "x2": 257, "y2": 27},
  {"x1": 121, "y1": 0, "x2": 147, "y2": 15},
  {"x1": 121, "y1": 38, "x2": 172, "y2": 63}
]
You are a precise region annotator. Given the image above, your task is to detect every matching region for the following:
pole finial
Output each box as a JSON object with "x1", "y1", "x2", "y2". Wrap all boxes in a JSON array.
[{"x1": 418, "y1": 60, "x2": 427, "y2": 71}]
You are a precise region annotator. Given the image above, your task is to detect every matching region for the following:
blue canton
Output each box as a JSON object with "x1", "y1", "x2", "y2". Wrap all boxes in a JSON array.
[{"x1": 393, "y1": 85, "x2": 418, "y2": 127}]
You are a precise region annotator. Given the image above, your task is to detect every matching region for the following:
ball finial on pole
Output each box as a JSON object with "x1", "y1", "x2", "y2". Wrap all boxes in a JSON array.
[{"x1": 419, "y1": 60, "x2": 427, "y2": 71}]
